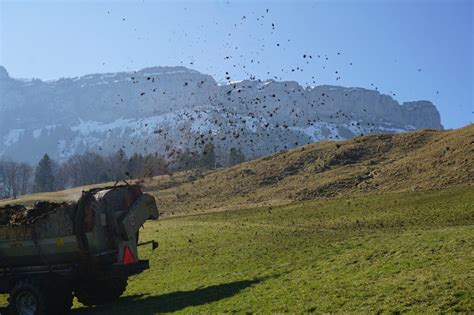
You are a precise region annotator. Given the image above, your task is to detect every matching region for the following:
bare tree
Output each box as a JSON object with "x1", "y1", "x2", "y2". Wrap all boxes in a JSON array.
[
  {"x1": 143, "y1": 154, "x2": 169, "y2": 178},
  {"x1": 107, "y1": 149, "x2": 127, "y2": 181},
  {"x1": 0, "y1": 149, "x2": 175, "y2": 198},
  {"x1": 0, "y1": 159, "x2": 7, "y2": 198},
  {"x1": 0, "y1": 159, "x2": 32, "y2": 198},
  {"x1": 3, "y1": 159, "x2": 19, "y2": 198},
  {"x1": 18, "y1": 163, "x2": 33, "y2": 196},
  {"x1": 59, "y1": 155, "x2": 82, "y2": 188}
]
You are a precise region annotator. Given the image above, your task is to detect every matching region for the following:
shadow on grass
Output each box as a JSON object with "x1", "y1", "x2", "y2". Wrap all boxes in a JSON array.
[{"x1": 72, "y1": 277, "x2": 266, "y2": 314}]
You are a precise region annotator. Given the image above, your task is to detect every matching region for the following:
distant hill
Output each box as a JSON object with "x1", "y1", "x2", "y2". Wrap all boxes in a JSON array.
[
  {"x1": 4, "y1": 125, "x2": 470, "y2": 216},
  {"x1": 0, "y1": 65, "x2": 442, "y2": 164},
  {"x1": 148, "y1": 124, "x2": 472, "y2": 216}
]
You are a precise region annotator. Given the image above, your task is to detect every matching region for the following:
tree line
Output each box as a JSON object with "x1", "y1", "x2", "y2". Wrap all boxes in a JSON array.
[{"x1": 0, "y1": 144, "x2": 246, "y2": 199}]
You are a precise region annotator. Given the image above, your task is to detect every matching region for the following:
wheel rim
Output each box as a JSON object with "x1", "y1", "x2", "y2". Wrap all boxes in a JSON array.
[{"x1": 16, "y1": 291, "x2": 37, "y2": 315}]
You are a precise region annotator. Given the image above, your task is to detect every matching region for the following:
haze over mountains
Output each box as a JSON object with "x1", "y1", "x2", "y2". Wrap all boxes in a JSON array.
[{"x1": 0, "y1": 65, "x2": 443, "y2": 164}]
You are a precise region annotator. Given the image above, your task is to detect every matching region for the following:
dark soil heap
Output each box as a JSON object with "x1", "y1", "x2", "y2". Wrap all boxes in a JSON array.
[{"x1": 0, "y1": 202, "x2": 72, "y2": 226}]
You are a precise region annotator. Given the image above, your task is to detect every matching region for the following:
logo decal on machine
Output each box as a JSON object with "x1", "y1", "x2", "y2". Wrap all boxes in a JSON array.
[
  {"x1": 129, "y1": 216, "x2": 136, "y2": 227},
  {"x1": 56, "y1": 238, "x2": 65, "y2": 247}
]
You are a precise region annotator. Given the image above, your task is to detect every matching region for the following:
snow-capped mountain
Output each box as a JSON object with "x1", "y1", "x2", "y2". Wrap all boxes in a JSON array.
[{"x1": 0, "y1": 65, "x2": 443, "y2": 164}]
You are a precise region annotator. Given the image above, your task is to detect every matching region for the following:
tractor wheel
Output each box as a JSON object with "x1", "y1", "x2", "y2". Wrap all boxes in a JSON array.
[
  {"x1": 8, "y1": 278, "x2": 72, "y2": 315},
  {"x1": 75, "y1": 276, "x2": 128, "y2": 306},
  {"x1": 8, "y1": 279, "x2": 46, "y2": 315}
]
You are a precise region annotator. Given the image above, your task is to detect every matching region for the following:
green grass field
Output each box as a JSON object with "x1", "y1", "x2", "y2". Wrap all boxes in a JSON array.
[
  {"x1": 4, "y1": 185, "x2": 467, "y2": 313},
  {"x1": 2, "y1": 127, "x2": 472, "y2": 313}
]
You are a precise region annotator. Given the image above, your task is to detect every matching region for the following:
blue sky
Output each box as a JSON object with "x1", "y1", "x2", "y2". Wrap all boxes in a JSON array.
[{"x1": 0, "y1": 0, "x2": 472, "y2": 129}]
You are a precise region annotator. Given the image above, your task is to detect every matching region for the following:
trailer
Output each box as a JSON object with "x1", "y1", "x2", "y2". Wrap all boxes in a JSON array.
[{"x1": 0, "y1": 184, "x2": 159, "y2": 315}]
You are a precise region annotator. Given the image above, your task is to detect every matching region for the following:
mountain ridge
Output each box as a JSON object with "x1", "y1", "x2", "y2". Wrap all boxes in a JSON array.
[{"x1": 0, "y1": 65, "x2": 443, "y2": 164}]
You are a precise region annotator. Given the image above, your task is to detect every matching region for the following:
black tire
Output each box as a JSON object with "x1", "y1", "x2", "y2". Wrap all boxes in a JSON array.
[
  {"x1": 8, "y1": 278, "x2": 72, "y2": 315},
  {"x1": 8, "y1": 278, "x2": 73, "y2": 315},
  {"x1": 8, "y1": 279, "x2": 46, "y2": 315},
  {"x1": 75, "y1": 276, "x2": 128, "y2": 306}
]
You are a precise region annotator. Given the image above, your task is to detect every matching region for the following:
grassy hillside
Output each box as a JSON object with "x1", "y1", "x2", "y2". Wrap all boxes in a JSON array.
[
  {"x1": 55, "y1": 186, "x2": 473, "y2": 313},
  {"x1": 2, "y1": 125, "x2": 472, "y2": 216},
  {"x1": 150, "y1": 124, "x2": 473, "y2": 216}
]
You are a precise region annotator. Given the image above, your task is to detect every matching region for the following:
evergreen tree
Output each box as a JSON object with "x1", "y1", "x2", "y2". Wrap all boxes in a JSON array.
[
  {"x1": 34, "y1": 154, "x2": 55, "y2": 192},
  {"x1": 200, "y1": 143, "x2": 216, "y2": 169},
  {"x1": 228, "y1": 147, "x2": 245, "y2": 166}
]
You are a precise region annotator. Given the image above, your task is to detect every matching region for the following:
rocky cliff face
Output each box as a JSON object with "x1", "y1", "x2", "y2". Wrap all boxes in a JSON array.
[{"x1": 0, "y1": 66, "x2": 443, "y2": 164}]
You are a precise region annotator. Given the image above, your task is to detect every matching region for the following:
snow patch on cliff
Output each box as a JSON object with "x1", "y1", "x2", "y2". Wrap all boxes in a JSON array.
[{"x1": 3, "y1": 129, "x2": 24, "y2": 146}]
